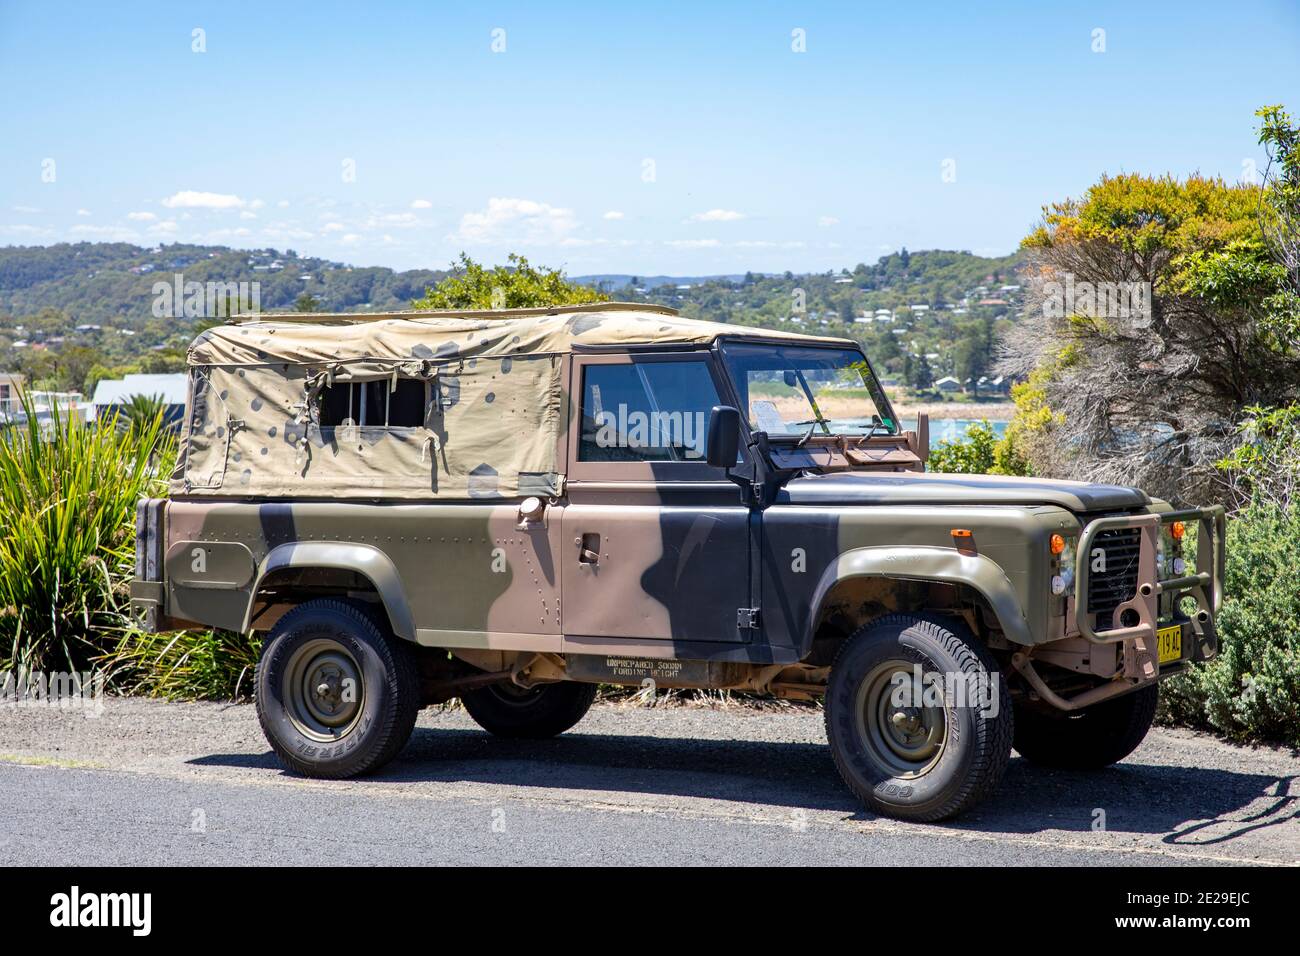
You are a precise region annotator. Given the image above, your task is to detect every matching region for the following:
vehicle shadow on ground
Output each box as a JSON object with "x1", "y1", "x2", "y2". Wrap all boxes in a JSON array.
[{"x1": 189, "y1": 725, "x2": 1300, "y2": 843}]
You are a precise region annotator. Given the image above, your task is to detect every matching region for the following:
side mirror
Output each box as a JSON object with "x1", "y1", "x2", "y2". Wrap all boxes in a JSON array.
[{"x1": 706, "y1": 405, "x2": 742, "y2": 468}]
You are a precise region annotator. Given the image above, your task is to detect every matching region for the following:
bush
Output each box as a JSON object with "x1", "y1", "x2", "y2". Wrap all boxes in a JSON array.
[
  {"x1": 0, "y1": 397, "x2": 172, "y2": 673},
  {"x1": 1216, "y1": 403, "x2": 1300, "y2": 510},
  {"x1": 927, "y1": 419, "x2": 1032, "y2": 476},
  {"x1": 1159, "y1": 503, "x2": 1300, "y2": 744}
]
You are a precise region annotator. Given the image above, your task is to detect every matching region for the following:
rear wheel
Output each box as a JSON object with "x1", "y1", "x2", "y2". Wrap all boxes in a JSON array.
[
  {"x1": 461, "y1": 681, "x2": 597, "y2": 739},
  {"x1": 1013, "y1": 684, "x2": 1158, "y2": 769},
  {"x1": 825, "y1": 614, "x2": 1012, "y2": 822},
  {"x1": 255, "y1": 599, "x2": 420, "y2": 779}
]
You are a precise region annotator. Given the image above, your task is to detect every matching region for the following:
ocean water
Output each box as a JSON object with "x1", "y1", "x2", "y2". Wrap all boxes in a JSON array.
[{"x1": 899, "y1": 418, "x2": 1009, "y2": 451}]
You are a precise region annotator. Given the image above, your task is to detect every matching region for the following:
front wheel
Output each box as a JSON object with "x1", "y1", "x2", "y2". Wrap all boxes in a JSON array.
[
  {"x1": 255, "y1": 599, "x2": 420, "y2": 779},
  {"x1": 461, "y1": 681, "x2": 597, "y2": 739},
  {"x1": 824, "y1": 614, "x2": 1013, "y2": 822},
  {"x1": 1013, "y1": 684, "x2": 1158, "y2": 769}
]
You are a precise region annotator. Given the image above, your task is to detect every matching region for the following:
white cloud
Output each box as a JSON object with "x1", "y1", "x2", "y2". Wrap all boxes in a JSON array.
[
  {"x1": 341, "y1": 233, "x2": 362, "y2": 244},
  {"x1": 260, "y1": 225, "x2": 316, "y2": 241},
  {"x1": 12, "y1": 205, "x2": 40, "y2": 214},
  {"x1": 666, "y1": 238, "x2": 721, "y2": 248},
  {"x1": 127, "y1": 211, "x2": 157, "y2": 221},
  {"x1": 818, "y1": 215, "x2": 840, "y2": 227},
  {"x1": 239, "y1": 210, "x2": 258, "y2": 220},
  {"x1": 411, "y1": 199, "x2": 433, "y2": 209},
  {"x1": 249, "y1": 199, "x2": 265, "y2": 210},
  {"x1": 76, "y1": 208, "x2": 91, "y2": 217},
  {"x1": 456, "y1": 197, "x2": 578, "y2": 244},
  {"x1": 150, "y1": 220, "x2": 179, "y2": 234},
  {"x1": 160, "y1": 190, "x2": 247, "y2": 210},
  {"x1": 199, "y1": 227, "x2": 253, "y2": 240},
  {"x1": 1, "y1": 223, "x2": 55, "y2": 238},
  {"x1": 602, "y1": 210, "x2": 624, "y2": 220},
  {"x1": 366, "y1": 212, "x2": 419, "y2": 228},
  {"x1": 277, "y1": 200, "x2": 290, "y2": 208},
  {"x1": 70, "y1": 224, "x2": 139, "y2": 241},
  {"x1": 322, "y1": 222, "x2": 346, "y2": 233},
  {"x1": 688, "y1": 208, "x2": 744, "y2": 222}
]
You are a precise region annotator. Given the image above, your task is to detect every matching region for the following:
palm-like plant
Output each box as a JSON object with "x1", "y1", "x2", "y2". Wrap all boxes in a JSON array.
[
  {"x1": 115, "y1": 392, "x2": 167, "y2": 434},
  {"x1": 0, "y1": 390, "x2": 173, "y2": 673}
]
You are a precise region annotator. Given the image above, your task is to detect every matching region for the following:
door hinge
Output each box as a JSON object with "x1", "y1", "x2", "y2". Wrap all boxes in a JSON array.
[{"x1": 736, "y1": 607, "x2": 761, "y2": 630}]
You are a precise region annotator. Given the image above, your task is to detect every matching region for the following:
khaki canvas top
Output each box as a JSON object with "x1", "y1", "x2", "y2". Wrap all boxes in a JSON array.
[
  {"x1": 187, "y1": 301, "x2": 851, "y2": 368},
  {"x1": 174, "y1": 303, "x2": 855, "y2": 501}
]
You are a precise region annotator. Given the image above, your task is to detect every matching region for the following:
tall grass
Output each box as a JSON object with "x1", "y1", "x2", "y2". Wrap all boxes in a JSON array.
[
  {"x1": 107, "y1": 628, "x2": 262, "y2": 701},
  {"x1": 0, "y1": 395, "x2": 172, "y2": 673}
]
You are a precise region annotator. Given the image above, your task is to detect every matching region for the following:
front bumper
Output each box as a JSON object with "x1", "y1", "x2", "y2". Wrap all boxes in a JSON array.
[{"x1": 1072, "y1": 505, "x2": 1225, "y2": 673}]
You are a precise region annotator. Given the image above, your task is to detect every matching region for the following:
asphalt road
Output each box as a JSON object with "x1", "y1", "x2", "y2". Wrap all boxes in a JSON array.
[{"x1": 1, "y1": 698, "x2": 1297, "y2": 866}]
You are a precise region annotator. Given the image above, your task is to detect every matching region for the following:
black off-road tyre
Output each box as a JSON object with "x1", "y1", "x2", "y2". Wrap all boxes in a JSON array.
[
  {"x1": 1013, "y1": 684, "x2": 1158, "y2": 769},
  {"x1": 461, "y1": 681, "x2": 597, "y2": 739},
  {"x1": 825, "y1": 614, "x2": 1013, "y2": 822},
  {"x1": 255, "y1": 599, "x2": 420, "y2": 779}
]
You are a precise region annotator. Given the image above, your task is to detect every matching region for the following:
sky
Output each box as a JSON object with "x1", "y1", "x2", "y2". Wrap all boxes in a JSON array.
[{"x1": 1, "y1": 0, "x2": 1297, "y2": 276}]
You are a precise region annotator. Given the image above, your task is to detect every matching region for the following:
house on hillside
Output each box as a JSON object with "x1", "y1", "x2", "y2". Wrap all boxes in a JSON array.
[
  {"x1": 934, "y1": 376, "x2": 961, "y2": 393},
  {"x1": 0, "y1": 370, "x2": 24, "y2": 419},
  {"x1": 91, "y1": 373, "x2": 188, "y2": 429}
]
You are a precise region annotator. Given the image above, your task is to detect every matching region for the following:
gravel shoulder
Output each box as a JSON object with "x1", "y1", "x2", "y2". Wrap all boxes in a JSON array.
[{"x1": 1, "y1": 698, "x2": 1297, "y2": 866}]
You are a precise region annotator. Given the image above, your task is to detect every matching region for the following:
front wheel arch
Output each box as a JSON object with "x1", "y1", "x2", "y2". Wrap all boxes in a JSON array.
[{"x1": 804, "y1": 546, "x2": 1034, "y2": 656}]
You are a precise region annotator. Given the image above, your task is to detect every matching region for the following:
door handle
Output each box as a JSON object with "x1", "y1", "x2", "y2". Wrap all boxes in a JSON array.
[{"x1": 575, "y1": 533, "x2": 601, "y2": 565}]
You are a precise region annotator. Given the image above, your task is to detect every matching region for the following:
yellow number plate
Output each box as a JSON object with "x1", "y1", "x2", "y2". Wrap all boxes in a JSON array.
[{"x1": 1156, "y1": 624, "x2": 1183, "y2": 664}]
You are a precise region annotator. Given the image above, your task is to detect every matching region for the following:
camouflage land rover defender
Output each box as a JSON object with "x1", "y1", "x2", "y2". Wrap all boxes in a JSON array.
[{"x1": 131, "y1": 302, "x2": 1225, "y2": 822}]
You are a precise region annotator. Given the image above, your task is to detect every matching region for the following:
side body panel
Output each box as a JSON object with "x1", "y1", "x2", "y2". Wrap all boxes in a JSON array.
[
  {"x1": 560, "y1": 486, "x2": 751, "y2": 645},
  {"x1": 759, "y1": 503, "x2": 1073, "y2": 652}
]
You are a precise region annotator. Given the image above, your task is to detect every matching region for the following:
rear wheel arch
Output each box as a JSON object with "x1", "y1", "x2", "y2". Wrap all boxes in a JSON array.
[{"x1": 242, "y1": 542, "x2": 416, "y2": 641}]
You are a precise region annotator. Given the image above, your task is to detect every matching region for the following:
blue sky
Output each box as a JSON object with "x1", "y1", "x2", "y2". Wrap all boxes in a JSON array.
[{"x1": 1, "y1": 1, "x2": 1297, "y2": 274}]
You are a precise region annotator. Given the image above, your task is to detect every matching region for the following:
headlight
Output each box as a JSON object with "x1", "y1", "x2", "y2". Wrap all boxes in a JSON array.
[
  {"x1": 1158, "y1": 521, "x2": 1184, "y2": 579},
  {"x1": 1051, "y1": 533, "x2": 1077, "y2": 593}
]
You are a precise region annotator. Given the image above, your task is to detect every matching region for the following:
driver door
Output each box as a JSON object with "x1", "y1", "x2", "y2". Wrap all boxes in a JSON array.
[{"x1": 561, "y1": 351, "x2": 754, "y2": 648}]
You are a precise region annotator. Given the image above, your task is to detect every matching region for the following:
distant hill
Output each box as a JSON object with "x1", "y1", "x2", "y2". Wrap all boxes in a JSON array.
[
  {"x1": 0, "y1": 243, "x2": 1025, "y2": 396},
  {"x1": 574, "y1": 273, "x2": 751, "y2": 290},
  {"x1": 0, "y1": 242, "x2": 444, "y2": 327}
]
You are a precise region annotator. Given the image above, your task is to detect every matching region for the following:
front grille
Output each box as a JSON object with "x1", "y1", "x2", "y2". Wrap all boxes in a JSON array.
[{"x1": 1086, "y1": 527, "x2": 1141, "y2": 630}]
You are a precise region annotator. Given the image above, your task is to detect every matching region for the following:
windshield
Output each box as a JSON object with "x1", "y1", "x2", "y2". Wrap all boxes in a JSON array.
[{"x1": 720, "y1": 342, "x2": 896, "y2": 439}]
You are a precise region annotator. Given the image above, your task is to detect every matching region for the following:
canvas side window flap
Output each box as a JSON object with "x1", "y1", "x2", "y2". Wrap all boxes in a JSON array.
[{"x1": 318, "y1": 377, "x2": 427, "y2": 428}]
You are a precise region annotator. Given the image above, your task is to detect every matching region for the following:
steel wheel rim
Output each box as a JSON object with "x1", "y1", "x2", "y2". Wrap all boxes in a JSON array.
[
  {"x1": 854, "y1": 659, "x2": 947, "y2": 778},
  {"x1": 485, "y1": 682, "x2": 543, "y2": 707},
  {"x1": 283, "y1": 639, "x2": 364, "y2": 742}
]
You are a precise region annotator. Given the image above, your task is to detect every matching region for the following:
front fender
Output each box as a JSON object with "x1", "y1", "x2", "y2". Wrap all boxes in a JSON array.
[
  {"x1": 806, "y1": 545, "x2": 1033, "y2": 647},
  {"x1": 242, "y1": 542, "x2": 416, "y2": 640}
]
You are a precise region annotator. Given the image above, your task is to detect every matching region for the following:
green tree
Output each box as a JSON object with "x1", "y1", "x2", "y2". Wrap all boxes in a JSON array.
[
  {"x1": 908, "y1": 352, "x2": 934, "y2": 390},
  {"x1": 53, "y1": 345, "x2": 103, "y2": 394},
  {"x1": 1004, "y1": 124, "x2": 1300, "y2": 503},
  {"x1": 294, "y1": 292, "x2": 322, "y2": 312},
  {"x1": 1255, "y1": 105, "x2": 1300, "y2": 353},
  {"x1": 412, "y1": 253, "x2": 608, "y2": 310}
]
